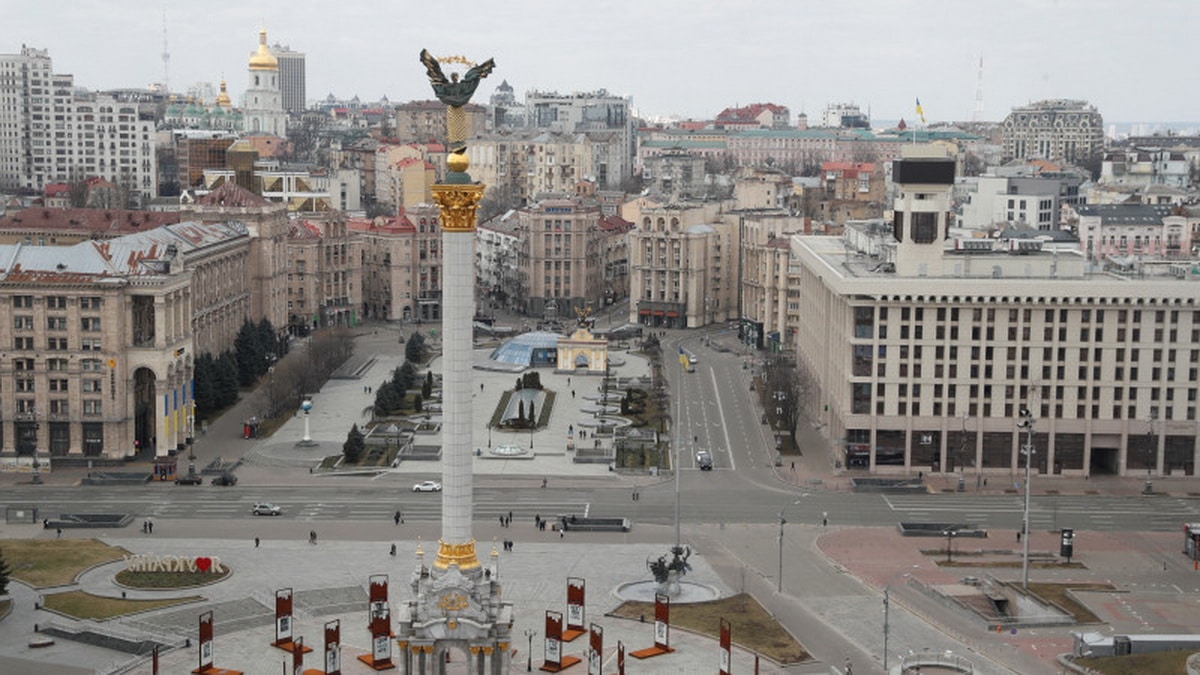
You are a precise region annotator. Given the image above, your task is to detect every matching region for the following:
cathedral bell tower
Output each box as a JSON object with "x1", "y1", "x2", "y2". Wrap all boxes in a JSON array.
[{"x1": 243, "y1": 29, "x2": 287, "y2": 137}]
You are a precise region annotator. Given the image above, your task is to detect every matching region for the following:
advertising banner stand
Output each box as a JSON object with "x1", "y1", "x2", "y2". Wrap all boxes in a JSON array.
[
  {"x1": 562, "y1": 577, "x2": 586, "y2": 642},
  {"x1": 357, "y1": 575, "x2": 395, "y2": 670},
  {"x1": 630, "y1": 593, "x2": 674, "y2": 659},
  {"x1": 587, "y1": 623, "x2": 603, "y2": 675},
  {"x1": 272, "y1": 588, "x2": 312, "y2": 654},
  {"x1": 299, "y1": 619, "x2": 340, "y2": 675},
  {"x1": 191, "y1": 610, "x2": 244, "y2": 674},
  {"x1": 719, "y1": 617, "x2": 732, "y2": 675},
  {"x1": 539, "y1": 609, "x2": 581, "y2": 672}
]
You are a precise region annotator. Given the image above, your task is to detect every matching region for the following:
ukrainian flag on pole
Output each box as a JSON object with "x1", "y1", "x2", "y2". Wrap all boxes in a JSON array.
[{"x1": 915, "y1": 98, "x2": 926, "y2": 124}]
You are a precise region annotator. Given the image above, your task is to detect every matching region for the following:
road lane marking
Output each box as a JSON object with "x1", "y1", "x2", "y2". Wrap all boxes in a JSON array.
[{"x1": 708, "y1": 366, "x2": 736, "y2": 471}]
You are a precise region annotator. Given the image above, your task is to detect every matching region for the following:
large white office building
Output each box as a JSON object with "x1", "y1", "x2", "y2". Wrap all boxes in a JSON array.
[{"x1": 794, "y1": 151, "x2": 1200, "y2": 479}]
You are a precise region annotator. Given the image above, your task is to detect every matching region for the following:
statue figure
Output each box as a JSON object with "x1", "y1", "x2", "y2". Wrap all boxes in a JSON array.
[
  {"x1": 419, "y1": 49, "x2": 496, "y2": 108},
  {"x1": 573, "y1": 305, "x2": 594, "y2": 328},
  {"x1": 646, "y1": 545, "x2": 692, "y2": 596},
  {"x1": 419, "y1": 49, "x2": 496, "y2": 158}
]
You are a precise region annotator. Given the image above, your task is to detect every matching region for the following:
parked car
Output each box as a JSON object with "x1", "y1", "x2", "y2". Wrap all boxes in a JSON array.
[
  {"x1": 252, "y1": 502, "x2": 282, "y2": 516},
  {"x1": 174, "y1": 474, "x2": 203, "y2": 485},
  {"x1": 211, "y1": 472, "x2": 238, "y2": 486},
  {"x1": 412, "y1": 480, "x2": 442, "y2": 492}
]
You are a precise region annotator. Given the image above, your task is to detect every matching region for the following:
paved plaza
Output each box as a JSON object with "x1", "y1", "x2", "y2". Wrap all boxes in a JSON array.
[{"x1": 4, "y1": 323, "x2": 1200, "y2": 674}]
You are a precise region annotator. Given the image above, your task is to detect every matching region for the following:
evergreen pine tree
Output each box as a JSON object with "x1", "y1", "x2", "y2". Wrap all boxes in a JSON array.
[{"x1": 343, "y1": 424, "x2": 365, "y2": 463}]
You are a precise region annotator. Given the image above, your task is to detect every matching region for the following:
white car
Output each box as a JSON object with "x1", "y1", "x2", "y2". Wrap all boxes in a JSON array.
[
  {"x1": 252, "y1": 502, "x2": 282, "y2": 516},
  {"x1": 412, "y1": 480, "x2": 442, "y2": 492}
]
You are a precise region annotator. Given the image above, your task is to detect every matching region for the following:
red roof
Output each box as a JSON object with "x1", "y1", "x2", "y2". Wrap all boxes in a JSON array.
[
  {"x1": 0, "y1": 207, "x2": 181, "y2": 233},
  {"x1": 44, "y1": 183, "x2": 70, "y2": 197},
  {"x1": 194, "y1": 182, "x2": 273, "y2": 207},
  {"x1": 716, "y1": 102, "x2": 787, "y2": 124},
  {"x1": 598, "y1": 215, "x2": 634, "y2": 234}
]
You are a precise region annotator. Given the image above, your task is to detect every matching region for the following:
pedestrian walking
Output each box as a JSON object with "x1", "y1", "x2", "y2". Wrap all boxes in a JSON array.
[
  {"x1": 508, "y1": 510, "x2": 513, "y2": 523},
  {"x1": 559, "y1": 529, "x2": 564, "y2": 539},
  {"x1": 395, "y1": 510, "x2": 402, "y2": 526},
  {"x1": 309, "y1": 530, "x2": 318, "y2": 545},
  {"x1": 499, "y1": 515, "x2": 505, "y2": 527},
  {"x1": 255, "y1": 537, "x2": 260, "y2": 548},
  {"x1": 390, "y1": 544, "x2": 397, "y2": 556},
  {"x1": 147, "y1": 520, "x2": 153, "y2": 534},
  {"x1": 56, "y1": 527, "x2": 62, "y2": 539}
]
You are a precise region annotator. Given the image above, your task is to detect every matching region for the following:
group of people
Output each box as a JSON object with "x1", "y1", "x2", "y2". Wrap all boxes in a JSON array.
[{"x1": 498, "y1": 511, "x2": 514, "y2": 528}]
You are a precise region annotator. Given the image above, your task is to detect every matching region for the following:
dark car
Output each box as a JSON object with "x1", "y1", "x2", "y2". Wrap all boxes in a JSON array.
[
  {"x1": 696, "y1": 450, "x2": 713, "y2": 471},
  {"x1": 174, "y1": 474, "x2": 203, "y2": 485},
  {"x1": 211, "y1": 472, "x2": 238, "y2": 486}
]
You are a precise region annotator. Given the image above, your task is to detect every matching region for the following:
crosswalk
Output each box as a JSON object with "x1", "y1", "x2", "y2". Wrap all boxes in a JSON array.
[
  {"x1": 881, "y1": 494, "x2": 1200, "y2": 531},
  {"x1": 147, "y1": 497, "x2": 593, "y2": 522}
]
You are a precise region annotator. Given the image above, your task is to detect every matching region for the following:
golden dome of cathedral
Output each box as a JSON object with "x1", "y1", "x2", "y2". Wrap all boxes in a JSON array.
[
  {"x1": 215, "y1": 80, "x2": 232, "y2": 107},
  {"x1": 248, "y1": 29, "x2": 278, "y2": 70}
]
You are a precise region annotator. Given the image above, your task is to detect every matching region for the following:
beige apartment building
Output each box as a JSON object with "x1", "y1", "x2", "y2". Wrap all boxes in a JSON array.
[
  {"x1": 794, "y1": 154, "x2": 1200, "y2": 478},
  {"x1": 0, "y1": 182, "x2": 293, "y2": 465},
  {"x1": 351, "y1": 204, "x2": 443, "y2": 322},
  {"x1": 287, "y1": 215, "x2": 362, "y2": 330},
  {"x1": 624, "y1": 198, "x2": 735, "y2": 328},
  {"x1": 515, "y1": 198, "x2": 607, "y2": 319}
]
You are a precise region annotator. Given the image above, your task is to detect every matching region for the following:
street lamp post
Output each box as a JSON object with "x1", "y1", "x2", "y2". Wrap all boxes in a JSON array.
[
  {"x1": 943, "y1": 529, "x2": 957, "y2": 564},
  {"x1": 187, "y1": 409, "x2": 196, "y2": 477},
  {"x1": 1144, "y1": 412, "x2": 1157, "y2": 495},
  {"x1": 524, "y1": 628, "x2": 536, "y2": 672},
  {"x1": 958, "y1": 412, "x2": 968, "y2": 492},
  {"x1": 776, "y1": 499, "x2": 804, "y2": 593},
  {"x1": 1018, "y1": 406, "x2": 1036, "y2": 589},
  {"x1": 777, "y1": 510, "x2": 786, "y2": 593},
  {"x1": 882, "y1": 587, "x2": 889, "y2": 671}
]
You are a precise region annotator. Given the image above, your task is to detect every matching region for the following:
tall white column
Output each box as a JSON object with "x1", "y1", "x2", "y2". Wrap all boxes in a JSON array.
[
  {"x1": 440, "y1": 231, "x2": 475, "y2": 547},
  {"x1": 430, "y1": 175, "x2": 484, "y2": 574}
]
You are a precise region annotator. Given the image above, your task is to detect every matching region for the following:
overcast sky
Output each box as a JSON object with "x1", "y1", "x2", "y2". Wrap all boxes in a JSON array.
[{"x1": 6, "y1": 0, "x2": 1196, "y2": 125}]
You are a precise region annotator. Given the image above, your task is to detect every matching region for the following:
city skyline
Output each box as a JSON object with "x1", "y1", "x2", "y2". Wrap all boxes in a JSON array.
[{"x1": 5, "y1": 0, "x2": 1198, "y2": 126}]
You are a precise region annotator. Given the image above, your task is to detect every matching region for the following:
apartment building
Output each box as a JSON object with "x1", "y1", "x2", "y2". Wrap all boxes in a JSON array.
[
  {"x1": 1001, "y1": 99, "x2": 1103, "y2": 165},
  {"x1": 350, "y1": 204, "x2": 443, "y2": 322},
  {"x1": 958, "y1": 167, "x2": 1084, "y2": 232},
  {"x1": 270, "y1": 43, "x2": 306, "y2": 114},
  {"x1": 515, "y1": 198, "x2": 607, "y2": 318},
  {"x1": 793, "y1": 153, "x2": 1200, "y2": 477},
  {"x1": 0, "y1": 47, "x2": 158, "y2": 201},
  {"x1": 1100, "y1": 147, "x2": 1191, "y2": 189},
  {"x1": 624, "y1": 198, "x2": 734, "y2": 328},
  {"x1": 287, "y1": 215, "x2": 362, "y2": 330}
]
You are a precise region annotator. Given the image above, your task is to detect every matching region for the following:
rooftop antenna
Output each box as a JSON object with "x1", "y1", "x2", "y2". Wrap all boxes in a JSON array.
[
  {"x1": 161, "y1": 10, "x2": 170, "y2": 94},
  {"x1": 972, "y1": 55, "x2": 984, "y2": 122}
]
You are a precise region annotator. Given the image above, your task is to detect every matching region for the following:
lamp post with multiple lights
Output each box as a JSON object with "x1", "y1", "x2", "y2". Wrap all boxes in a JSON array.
[{"x1": 1018, "y1": 406, "x2": 1035, "y2": 589}]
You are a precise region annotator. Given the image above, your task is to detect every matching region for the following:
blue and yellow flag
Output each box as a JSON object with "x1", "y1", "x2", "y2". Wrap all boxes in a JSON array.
[{"x1": 915, "y1": 98, "x2": 926, "y2": 124}]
